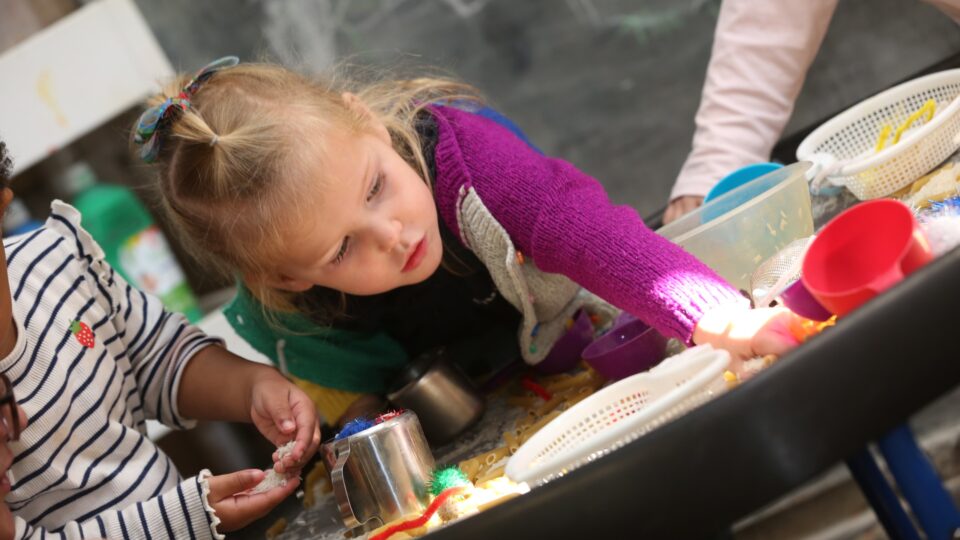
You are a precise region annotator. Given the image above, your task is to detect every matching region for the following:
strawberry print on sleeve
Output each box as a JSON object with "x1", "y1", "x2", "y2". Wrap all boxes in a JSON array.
[{"x1": 70, "y1": 320, "x2": 95, "y2": 348}]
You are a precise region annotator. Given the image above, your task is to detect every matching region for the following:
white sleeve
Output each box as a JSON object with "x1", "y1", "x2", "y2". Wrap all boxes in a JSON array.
[
  {"x1": 110, "y1": 266, "x2": 222, "y2": 430},
  {"x1": 670, "y1": 0, "x2": 838, "y2": 200},
  {"x1": 44, "y1": 200, "x2": 223, "y2": 430},
  {"x1": 13, "y1": 471, "x2": 223, "y2": 540}
]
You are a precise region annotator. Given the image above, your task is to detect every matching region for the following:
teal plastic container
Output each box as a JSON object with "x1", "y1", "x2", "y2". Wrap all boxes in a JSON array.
[{"x1": 66, "y1": 164, "x2": 202, "y2": 322}]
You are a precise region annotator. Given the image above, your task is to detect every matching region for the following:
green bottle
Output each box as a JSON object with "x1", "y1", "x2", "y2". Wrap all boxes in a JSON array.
[{"x1": 63, "y1": 163, "x2": 203, "y2": 322}]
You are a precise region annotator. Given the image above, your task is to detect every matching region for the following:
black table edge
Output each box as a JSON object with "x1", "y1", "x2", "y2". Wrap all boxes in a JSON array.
[{"x1": 429, "y1": 246, "x2": 960, "y2": 539}]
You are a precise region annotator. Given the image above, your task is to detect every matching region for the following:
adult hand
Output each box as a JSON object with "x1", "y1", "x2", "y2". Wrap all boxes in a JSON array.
[
  {"x1": 207, "y1": 469, "x2": 300, "y2": 533},
  {"x1": 663, "y1": 195, "x2": 704, "y2": 225},
  {"x1": 692, "y1": 304, "x2": 802, "y2": 362},
  {"x1": 248, "y1": 371, "x2": 321, "y2": 474}
]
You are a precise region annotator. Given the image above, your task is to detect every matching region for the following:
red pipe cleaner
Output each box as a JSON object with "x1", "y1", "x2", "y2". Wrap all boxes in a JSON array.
[
  {"x1": 370, "y1": 486, "x2": 467, "y2": 540},
  {"x1": 521, "y1": 376, "x2": 552, "y2": 401}
]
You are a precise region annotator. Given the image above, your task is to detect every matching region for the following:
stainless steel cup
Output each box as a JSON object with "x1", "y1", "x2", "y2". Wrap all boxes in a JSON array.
[
  {"x1": 321, "y1": 411, "x2": 435, "y2": 534},
  {"x1": 386, "y1": 348, "x2": 486, "y2": 446}
]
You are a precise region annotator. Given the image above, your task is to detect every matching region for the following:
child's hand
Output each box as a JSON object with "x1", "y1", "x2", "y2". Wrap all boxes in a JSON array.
[
  {"x1": 206, "y1": 469, "x2": 300, "y2": 533},
  {"x1": 248, "y1": 372, "x2": 321, "y2": 474},
  {"x1": 692, "y1": 304, "x2": 803, "y2": 361}
]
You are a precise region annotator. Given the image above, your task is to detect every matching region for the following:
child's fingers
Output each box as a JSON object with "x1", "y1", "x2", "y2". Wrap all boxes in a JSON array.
[
  {"x1": 230, "y1": 477, "x2": 301, "y2": 517},
  {"x1": 213, "y1": 476, "x2": 301, "y2": 532},
  {"x1": 282, "y1": 392, "x2": 321, "y2": 468},
  {"x1": 305, "y1": 422, "x2": 321, "y2": 460},
  {"x1": 266, "y1": 391, "x2": 297, "y2": 435},
  {"x1": 754, "y1": 312, "x2": 803, "y2": 358},
  {"x1": 284, "y1": 420, "x2": 321, "y2": 472},
  {"x1": 208, "y1": 469, "x2": 265, "y2": 500}
]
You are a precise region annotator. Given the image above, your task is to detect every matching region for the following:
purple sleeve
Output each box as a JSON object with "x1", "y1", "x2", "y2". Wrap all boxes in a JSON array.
[{"x1": 430, "y1": 106, "x2": 748, "y2": 343}]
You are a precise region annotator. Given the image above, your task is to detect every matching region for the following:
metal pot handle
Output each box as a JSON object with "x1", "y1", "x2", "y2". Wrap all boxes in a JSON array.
[{"x1": 330, "y1": 439, "x2": 360, "y2": 530}]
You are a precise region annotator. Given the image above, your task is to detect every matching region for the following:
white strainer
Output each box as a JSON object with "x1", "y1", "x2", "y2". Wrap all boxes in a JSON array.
[
  {"x1": 750, "y1": 236, "x2": 814, "y2": 308},
  {"x1": 505, "y1": 345, "x2": 730, "y2": 486},
  {"x1": 798, "y1": 68, "x2": 960, "y2": 200}
]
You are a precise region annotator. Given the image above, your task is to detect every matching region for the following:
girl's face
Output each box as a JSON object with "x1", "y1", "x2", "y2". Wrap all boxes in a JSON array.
[{"x1": 270, "y1": 126, "x2": 443, "y2": 295}]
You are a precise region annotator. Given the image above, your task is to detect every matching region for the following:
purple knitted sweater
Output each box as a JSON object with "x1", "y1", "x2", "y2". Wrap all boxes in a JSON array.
[{"x1": 429, "y1": 105, "x2": 747, "y2": 344}]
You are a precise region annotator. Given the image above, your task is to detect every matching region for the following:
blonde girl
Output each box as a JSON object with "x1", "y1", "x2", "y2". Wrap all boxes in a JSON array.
[{"x1": 136, "y1": 57, "x2": 800, "y2": 425}]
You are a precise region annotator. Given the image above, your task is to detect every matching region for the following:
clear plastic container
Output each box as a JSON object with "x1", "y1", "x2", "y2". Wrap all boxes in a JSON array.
[{"x1": 656, "y1": 162, "x2": 815, "y2": 293}]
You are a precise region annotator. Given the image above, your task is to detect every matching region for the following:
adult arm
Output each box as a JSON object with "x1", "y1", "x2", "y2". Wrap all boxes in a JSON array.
[{"x1": 670, "y1": 0, "x2": 838, "y2": 203}]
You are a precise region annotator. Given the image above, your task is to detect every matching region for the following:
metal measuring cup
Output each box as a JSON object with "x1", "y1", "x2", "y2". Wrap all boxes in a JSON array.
[{"x1": 321, "y1": 410, "x2": 435, "y2": 535}]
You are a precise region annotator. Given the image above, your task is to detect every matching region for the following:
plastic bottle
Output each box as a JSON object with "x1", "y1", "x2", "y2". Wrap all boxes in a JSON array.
[
  {"x1": 62, "y1": 162, "x2": 203, "y2": 322},
  {"x1": 2, "y1": 198, "x2": 42, "y2": 237}
]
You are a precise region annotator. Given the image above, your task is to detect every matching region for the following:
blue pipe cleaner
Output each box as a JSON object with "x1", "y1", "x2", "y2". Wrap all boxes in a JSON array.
[
  {"x1": 334, "y1": 417, "x2": 375, "y2": 440},
  {"x1": 929, "y1": 195, "x2": 960, "y2": 216}
]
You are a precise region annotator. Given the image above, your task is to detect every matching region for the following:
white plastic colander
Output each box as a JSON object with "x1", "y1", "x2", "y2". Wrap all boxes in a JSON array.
[
  {"x1": 797, "y1": 68, "x2": 960, "y2": 200},
  {"x1": 505, "y1": 345, "x2": 731, "y2": 486}
]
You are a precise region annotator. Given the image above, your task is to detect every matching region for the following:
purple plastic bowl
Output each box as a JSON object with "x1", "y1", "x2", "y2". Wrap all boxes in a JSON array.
[
  {"x1": 581, "y1": 314, "x2": 668, "y2": 380},
  {"x1": 536, "y1": 310, "x2": 594, "y2": 374},
  {"x1": 780, "y1": 280, "x2": 833, "y2": 321}
]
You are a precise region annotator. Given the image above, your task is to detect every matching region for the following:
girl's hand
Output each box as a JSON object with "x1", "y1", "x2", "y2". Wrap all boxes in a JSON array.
[
  {"x1": 248, "y1": 372, "x2": 321, "y2": 474},
  {"x1": 692, "y1": 304, "x2": 803, "y2": 361},
  {"x1": 207, "y1": 469, "x2": 300, "y2": 533}
]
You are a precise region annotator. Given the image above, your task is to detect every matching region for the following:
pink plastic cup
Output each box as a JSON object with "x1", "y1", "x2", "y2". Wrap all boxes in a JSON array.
[
  {"x1": 801, "y1": 199, "x2": 933, "y2": 317},
  {"x1": 582, "y1": 314, "x2": 668, "y2": 380}
]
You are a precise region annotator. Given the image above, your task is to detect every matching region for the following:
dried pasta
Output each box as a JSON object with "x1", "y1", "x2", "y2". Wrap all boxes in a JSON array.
[
  {"x1": 457, "y1": 457, "x2": 483, "y2": 483},
  {"x1": 480, "y1": 446, "x2": 509, "y2": 467},
  {"x1": 475, "y1": 465, "x2": 506, "y2": 485},
  {"x1": 533, "y1": 394, "x2": 564, "y2": 418},
  {"x1": 542, "y1": 370, "x2": 594, "y2": 393},
  {"x1": 519, "y1": 411, "x2": 562, "y2": 443},
  {"x1": 503, "y1": 430, "x2": 520, "y2": 455}
]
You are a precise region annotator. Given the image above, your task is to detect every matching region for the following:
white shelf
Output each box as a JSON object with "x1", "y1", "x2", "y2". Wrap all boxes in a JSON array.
[{"x1": 0, "y1": 0, "x2": 173, "y2": 175}]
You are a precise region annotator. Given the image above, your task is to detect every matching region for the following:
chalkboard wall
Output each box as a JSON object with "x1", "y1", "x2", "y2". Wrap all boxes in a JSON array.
[{"x1": 133, "y1": 0, "x2": 960, "y2": 219}]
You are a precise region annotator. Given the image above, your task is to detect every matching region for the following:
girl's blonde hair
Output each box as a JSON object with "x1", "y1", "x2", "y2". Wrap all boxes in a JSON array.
[{"x1": 142, "y1": 62, "x2": 483, "y2": 319}]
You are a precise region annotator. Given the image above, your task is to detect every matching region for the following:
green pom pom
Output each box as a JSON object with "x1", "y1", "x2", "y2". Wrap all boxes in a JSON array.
[{"x1": 428, "y1": 466, "x2": 472, "y2": 497}]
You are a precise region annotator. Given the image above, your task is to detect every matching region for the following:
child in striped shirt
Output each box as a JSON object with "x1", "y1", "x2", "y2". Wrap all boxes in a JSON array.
[{"x1": 0, "y1": 139, "x2": 320, "y2": 539}]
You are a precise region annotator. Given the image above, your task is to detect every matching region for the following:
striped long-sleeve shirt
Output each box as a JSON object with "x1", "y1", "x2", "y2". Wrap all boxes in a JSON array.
[{"x1": 2, "y1": 201, "x2": 224, "y2": 539}]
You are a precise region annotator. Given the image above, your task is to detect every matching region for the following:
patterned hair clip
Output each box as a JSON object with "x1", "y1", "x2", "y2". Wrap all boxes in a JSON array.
[{"x1": 133, "y1": 56, "x2": 240, "y2": 163}]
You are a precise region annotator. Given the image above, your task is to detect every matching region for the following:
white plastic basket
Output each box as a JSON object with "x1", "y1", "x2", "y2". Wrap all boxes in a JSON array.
[
  {"x1": 797, "y1": 68, "x2": 960, "y2": 200},
  {"x1": 505, "y1": 345, "x2": 731, "y2": 486}
]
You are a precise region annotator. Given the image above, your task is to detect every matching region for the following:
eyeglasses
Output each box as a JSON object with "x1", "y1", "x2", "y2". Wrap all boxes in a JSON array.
[{"x1": 0, "y1": 373, "x2": 20, "y2": 442}]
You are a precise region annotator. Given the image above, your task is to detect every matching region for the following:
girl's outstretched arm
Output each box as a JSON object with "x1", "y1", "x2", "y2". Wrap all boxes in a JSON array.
[{"x1": 431, "y1": 106, "x2": 800, "y2": 359}]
